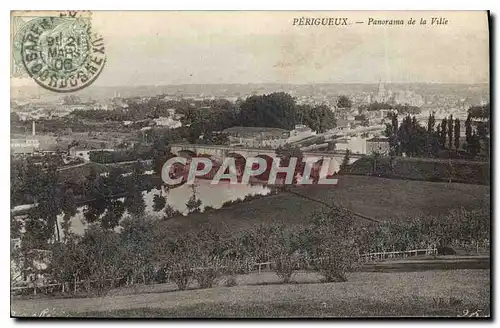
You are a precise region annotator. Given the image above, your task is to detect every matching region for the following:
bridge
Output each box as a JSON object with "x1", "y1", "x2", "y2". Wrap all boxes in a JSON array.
[{"x1": 170, "y1": 143, "x2": 363, "y2": 175}]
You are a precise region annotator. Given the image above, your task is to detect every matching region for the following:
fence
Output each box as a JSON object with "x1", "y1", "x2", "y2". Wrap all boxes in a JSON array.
[
  {"x1": 359, "y1": 248, "x2": 438, "y2": 262},
  {"x1": 250, "y1": 248, "x2": 438, "y2": 273},
  {"x1": 11, "y1": 247, "x2": 438, "y2": 295},
  {"x1": 11, "y1": 277, "x2": 123, "y2": 296}
]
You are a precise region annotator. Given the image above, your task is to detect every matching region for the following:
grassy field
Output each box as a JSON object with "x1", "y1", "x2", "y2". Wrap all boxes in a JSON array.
[
  {"x1": 158, "y1": 175, "x2": 490, "y2": 235},
  {"x1": 346, "y1": 156, "x2": 489, "y2": 185},
  {"x1": 11, "y1": 270, "x2": 490, "y2": 318}
]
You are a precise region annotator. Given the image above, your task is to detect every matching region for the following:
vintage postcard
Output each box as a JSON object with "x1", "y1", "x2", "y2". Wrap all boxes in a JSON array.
[{"x1": 10, "y1": 11, "x2": 490, "y2": 318}]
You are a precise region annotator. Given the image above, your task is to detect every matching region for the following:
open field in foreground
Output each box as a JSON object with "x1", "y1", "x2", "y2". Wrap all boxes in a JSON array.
[
  {"x1": 159, "y1": 175, "x2": 490, "y2": 235},
  {"x1": 12, "y1": 269, "x2": 490, "y2": 318}
]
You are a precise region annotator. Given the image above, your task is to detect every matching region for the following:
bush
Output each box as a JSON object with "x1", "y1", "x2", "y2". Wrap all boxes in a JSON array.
[
  {"x1": 305, "y1": 209, "x2": 361, "y2": 282},
  {"x1": 193, "y1": 267, "x2": 220, "y2": 289},
  {"x1": 191, "y1": 229, "x2": 227, "y2": 289},
  {"x1": 268, "y1": 227, "x2": 302, "y2": 283},
  {"x1": 167, "y1": 235, "x2": 196, "y2": 291},
  {"x1": 312, "y1": 248, "x2": 359, "y2": 282},
  {"x1": 170, "y1": 261, "x2": 193, "y2": 291},
  {"x1": 192, "y1": 255, "x2": 225, "y2": 289},
  {"x1": 353, "y1": 208, "x2": 490, "y2": 256},
  {"x1": 272, "y1": 254, "x2": 300, "y2": 283}
]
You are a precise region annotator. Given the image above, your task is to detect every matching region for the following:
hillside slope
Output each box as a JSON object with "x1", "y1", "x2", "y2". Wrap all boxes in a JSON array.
[{"x1": 158, "y1": 175, "x2": 490, "y2": 235}]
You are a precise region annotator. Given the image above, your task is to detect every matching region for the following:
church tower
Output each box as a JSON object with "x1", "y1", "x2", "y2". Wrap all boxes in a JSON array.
[
  {"x1": 377, "y1": 79, "x2": 386, "y2": 98},
  {"x1": 375, "y1": 79, "x2": 387, "y2": 102}
]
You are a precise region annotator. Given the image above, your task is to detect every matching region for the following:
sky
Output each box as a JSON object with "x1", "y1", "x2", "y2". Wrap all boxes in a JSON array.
[{"x1": 11, "y1": 11, "x2": 490, "y2": 87}]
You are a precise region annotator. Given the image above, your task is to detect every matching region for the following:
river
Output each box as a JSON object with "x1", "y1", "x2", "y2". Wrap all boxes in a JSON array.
[{"x1": 57, "y1": 180, "x2": 271, "y2": 236}]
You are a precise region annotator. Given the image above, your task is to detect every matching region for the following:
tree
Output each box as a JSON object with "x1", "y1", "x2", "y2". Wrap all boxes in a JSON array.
[
  {"x1": 123, "y1": 161, "x2": 146, "y2": 218},
  {"x1": 454, "y1": 118, "x2": 461, "y2": 150},
  {"x1": 79, "y1": 225, "x2": 123, "y2": 294},
  {"x1": 327, "y1": 141, "x2": 336, "y2": 151},
  {"x1": 153, "y1": 194, "x2": 167, "y2": 212},
  {"x1": 384, "y1": 113, "x2": 399, "y2": 155},
  {"x1": 369, "y1": 152, "x2": 380, "y2": 175},
  {"x1": 426, "y1": 113, "x2": 439, "y2": 156},
  {"x1": 83, "y1": 167, "x2": 109, "y2": 224},
  {"x1": 101, "y1": 200, "x2": 125, "y2": 230},
  {"x1": 186, "y1": 184, "x2": 202, "y2": 213},
  {"x1": 447, "y1": 115, "x2": 453, "y2": 149},
  {"x1": 340, "y1": 150, "x2": 351, "y2": 172},
  {"x1": 163, "y1": 204, "x2": 179, "y2": 219},
  {"x1": 305, "y1": 209, "x2": 360, "y2": 282},
  {"x1": 19, "y1": 164, "x2": 76, "y2": 243},
  {"x1": 468, "y1": 103, "x2": 490, "y2": 119},
  {"x1": 119, "y1": 216, "x2": 155, "y2": 285},
  {"x1": 476, "y1": 122, "x2": 488, "y2": 140},
  {"x1": 48, "y1": 235, "x2": 89, "y2": 294},
  {"x1": 298, "y1": 104, "x2": 336, "y2": 133},
  {"x1": 268, "y1": 226, "x2": 302, "y2": 283},
  {"x1": 427, "y1": 113, "x2": 435, "y2": 134},
  {"x1": 60, "y1": 188, "x2": 77, "y2": 241},
  {"x1": 465, "y1": 114, "x2": 472, "y2": 146},
  {"x1": 191, "y1": 228, "x2": 228, "y2": 288},
  {"x1": 476, "y1": 121, "x2": 490, "y2": 156},
  {"x1": 200, "y1": 131, "x2": 230, "y2": 145},
  {"x1": 239, "y1": 92, "x2": 297, "y2": 130},
  {"x1": 336, "y1": 95, "x2": 352, "y2": 109},
  {"x1": 168, "y1": 234, "x2": 196, "y2": 290},
  {"x1": 468, "y1": 133, "x2": 481, "y2": 158},
  {"x1": 440, "y1": 118, "x2": 448, "y2": 148}
]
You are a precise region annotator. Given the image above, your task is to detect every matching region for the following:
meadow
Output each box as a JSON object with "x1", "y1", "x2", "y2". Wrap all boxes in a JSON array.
[{"x1": 12, "y1": 269, "x2": 490, "y2": 318}]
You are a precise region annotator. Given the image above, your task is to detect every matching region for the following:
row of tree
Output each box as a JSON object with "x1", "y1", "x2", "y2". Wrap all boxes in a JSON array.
[
  {"x1": 384, "y1": 105, "x2": 490, "y2": 158},
  {"x1": 13, "y1": 206, "x2": 489, "y2": 296}
]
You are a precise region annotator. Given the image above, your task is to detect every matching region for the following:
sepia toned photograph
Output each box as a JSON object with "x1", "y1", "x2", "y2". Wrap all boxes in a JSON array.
[{"x1": 10, "y1": 10, "x2": 490, "y2": 318}]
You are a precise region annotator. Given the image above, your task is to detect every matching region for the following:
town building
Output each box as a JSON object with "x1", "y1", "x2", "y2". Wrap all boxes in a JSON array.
[
  {"x1": 332, "y1": 136, "x2": 367, "y2": 154},
  {"x1": 223, "y1": 126, "x2": 290, "y2": 149},
  {"x1": 69, "y1": 148, "x2": 115, "y2": 161},
  {"x1": 11, "y1": 121, "x2": 39, "y2": 155},
  {"x1": 153, "y1": 116, "x2": 182, "y2": 128}
]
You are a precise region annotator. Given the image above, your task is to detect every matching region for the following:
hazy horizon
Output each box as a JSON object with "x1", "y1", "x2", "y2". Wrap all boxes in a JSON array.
[{"x1": 11, "y1": 11, "x2": 489, "y2": 89}]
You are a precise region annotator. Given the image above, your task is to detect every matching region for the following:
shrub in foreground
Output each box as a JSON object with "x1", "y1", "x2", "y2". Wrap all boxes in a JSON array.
[
  {"x1": 272, "y1": 254, "x2": 300, "y2": 283},
  {"x1": 305, "y1": 209, "x2": 361, "y2": 282},
  {"x1": 268, "y1": 227, "x2": 302, "y2": 283},
  {"x1": 192, "y1": 256, "x2": 224, "y2": 289},
  {"x1": 170, "y1": 261, "x2": 193, "y2": 291}
]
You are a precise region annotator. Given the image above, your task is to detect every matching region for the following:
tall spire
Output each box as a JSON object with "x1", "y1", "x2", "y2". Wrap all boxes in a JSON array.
[{"x1": 378, "y1": 78, "x2": 385, "y2": 97}]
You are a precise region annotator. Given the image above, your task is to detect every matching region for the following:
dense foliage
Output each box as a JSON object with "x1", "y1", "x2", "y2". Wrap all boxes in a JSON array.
[
  {"x1": 11, "y1": 206, "x2": 489, "y2": 297},
  {"x1": 384, "y1": 105, "x2": 490, "y2": 159}
]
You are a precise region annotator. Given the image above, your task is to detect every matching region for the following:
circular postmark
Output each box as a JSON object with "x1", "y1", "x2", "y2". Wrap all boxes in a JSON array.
[{"x1": 19, "y1": 16, "x2": 106, "y2": 93}]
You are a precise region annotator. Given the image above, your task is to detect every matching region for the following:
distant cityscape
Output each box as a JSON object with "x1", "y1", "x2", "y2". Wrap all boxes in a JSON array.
[{"x1": 10, "y1": 82, "x2": 489, "y2": 159}]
